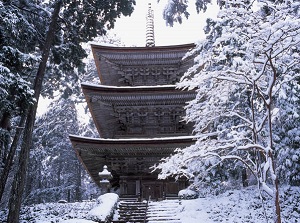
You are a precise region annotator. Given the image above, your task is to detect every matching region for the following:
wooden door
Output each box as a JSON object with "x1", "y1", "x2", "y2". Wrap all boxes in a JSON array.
[{"x1": 142, "y1": 182, "x2": 162, "y2": 200}]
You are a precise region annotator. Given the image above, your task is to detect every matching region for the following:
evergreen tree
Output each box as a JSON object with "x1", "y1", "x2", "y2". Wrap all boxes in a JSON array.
[
  {"x1": 0, "y1": 1, "x2": 135, "y2": 221},
  {"x1": 23, "y1": 34, "x2": 123, "y2": 205},
  {"x1": 0, "y1": 0, "x2": 42, "y2": 203},
  {"x1": 25, "y1": 98, "x2": 93, "y2": 204},
  {"x1": 274, "y1": 78, "x2": 300, "y2": 186},
  {"x1": 157, "y1": 1, "x2": 300, "y2": 222},
  {"x1": 161, "y1": 0, "x2": 226, "y2": 26}
]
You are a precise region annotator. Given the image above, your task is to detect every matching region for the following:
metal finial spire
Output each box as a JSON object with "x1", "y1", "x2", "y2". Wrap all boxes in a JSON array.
[{"x1": 146, "y1": 3, "x2": 155, "y2": 47}]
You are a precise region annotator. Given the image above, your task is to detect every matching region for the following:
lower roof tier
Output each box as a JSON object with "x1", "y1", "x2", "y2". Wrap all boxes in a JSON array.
[
  {"x1": 82, "y1": 84, "x2": 196, "y2": 139},
  {"x1": 69, "y1": 135, "x2": 195, "y2": 187}
]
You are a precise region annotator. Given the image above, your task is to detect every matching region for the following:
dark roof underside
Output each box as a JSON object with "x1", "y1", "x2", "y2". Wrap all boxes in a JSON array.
[{"x1": 69, "y1": 135, "x2": 195, "y2": 187}]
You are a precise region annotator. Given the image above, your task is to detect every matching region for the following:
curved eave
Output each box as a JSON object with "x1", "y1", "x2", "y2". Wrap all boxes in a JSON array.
[
  {"x1": 81, "y1": 83, "x2": 179, "y2": 93},
  {"x1": 69, "y1": 134, "x2": 195, "y2": 156},
  {"x1": 69, "y1": 134, "x2": 196, "y2": 145},
  {"x1": 90, "y1": 43, "x2": 196, "y2": 53}
]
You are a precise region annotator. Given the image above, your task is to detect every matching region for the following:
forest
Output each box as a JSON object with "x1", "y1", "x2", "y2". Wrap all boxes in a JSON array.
[{"x1": 0, "y1": 0, "x2": 299, "y2": 223}]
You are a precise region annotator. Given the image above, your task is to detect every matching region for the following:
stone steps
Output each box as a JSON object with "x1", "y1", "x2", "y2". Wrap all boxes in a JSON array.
[
  {"x1": 113, "y1": 199, "x2": 181, "y2": 223},
  {"x1": 114, "y1": 200, "x2": 148, "y2": 223},
  {"x1": 146, "y1": 200, "x2": 181, "y2": 223}
]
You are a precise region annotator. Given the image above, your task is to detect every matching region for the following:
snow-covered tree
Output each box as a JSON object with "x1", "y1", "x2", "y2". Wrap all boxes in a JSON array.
[
  {"x1": 24, "y1": 98, "x2": 95, "y2": 204},
  {"x1": 0, "y1": 0, "x2": 43, "y2": 204},
  {"x1": 274, "y1": 78, "x2": 300, "y2": 186},
  {"x1": 23, "y1": 34, "x2": 124, "y2": 205},
  {"x1": 161, "y1": 0, "x2": 226, "y2": 26},
  {"x1": 0, "y1": 1, "x2": 136, "y2": 221},
  {"x1": 156, "y1": 1, "x2": 300, "y2": 222}
]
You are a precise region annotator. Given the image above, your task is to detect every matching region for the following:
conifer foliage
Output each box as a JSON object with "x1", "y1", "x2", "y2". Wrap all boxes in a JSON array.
[
  {"x1": 157, "y1": 1, "x2": 300, "y2": 222},
  {"x1": 0, "y1": 1, "x2": 135, "y2": 222},
  {"x1": 25, "y1": 98, "x2": 97, "y2": 204}
]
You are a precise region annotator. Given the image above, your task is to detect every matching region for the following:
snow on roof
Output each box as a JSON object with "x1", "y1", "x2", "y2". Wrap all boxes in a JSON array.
[
  {"x1": 81, "y1": 82, "x2": 177, "y2": 90},
  {"x1": 90, "y1": 43, "x2": 195, "y2": 51},
  {"x1": 60, "y1": 219, "x2": 96, "y2": 223},
  {"x1": 69, "y1": 134, "x2": 196, "y2": 142}
]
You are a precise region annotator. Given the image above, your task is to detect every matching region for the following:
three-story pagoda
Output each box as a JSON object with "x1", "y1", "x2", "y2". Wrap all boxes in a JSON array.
[{"x1": 69, "y1": 4, "x2": 196, "y2": 200}]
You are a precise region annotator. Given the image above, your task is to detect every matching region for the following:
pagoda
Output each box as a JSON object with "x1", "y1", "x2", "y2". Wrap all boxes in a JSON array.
[{"x1": 69, "y1": 4, "x2": 196, "y2": 200}]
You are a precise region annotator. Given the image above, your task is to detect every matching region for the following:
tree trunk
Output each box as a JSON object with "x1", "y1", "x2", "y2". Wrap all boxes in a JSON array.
[
  {"x1": 241, "y1": 167, "x2": 248, "y2": 187},
  {"x1": 7, "y1": 106, "x2": 36, "y2": 222},
  {"x1": 75, "y1": 160, "x2": 82, "y2": 202},
  {"x1": 274, "y1": 177, "x2": 281, "y2": 223},
  {"x1": 0, "y1": 112, "x2": 27, "y2": 202},
  {"x1": 0, "y1": 112, "x2": 11, "y2": 165},
  {"x1": 267, "y1": 56, "x2": 281, "y2": 223},
  {"x1": 0, "y1": 112, "x2": 11, "y2": 131},
  {"x1": 7, "y1": 2, "x2": 62, "y2": 222}
]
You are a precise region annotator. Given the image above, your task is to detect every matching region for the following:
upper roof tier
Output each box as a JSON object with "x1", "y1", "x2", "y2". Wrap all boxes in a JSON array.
[{"x1": 91, "y1": 43, "x2": 195, "y2": 86}]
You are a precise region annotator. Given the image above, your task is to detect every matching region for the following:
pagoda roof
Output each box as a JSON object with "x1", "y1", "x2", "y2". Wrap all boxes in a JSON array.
[
  {"x1": 69, "y1": 134, "x2": 195, "y2": 187},
  {"x1": 82, "y1": 82, "x2": 178, "y2": 91},
  {"x1": 91, "y1": 42, "x2": 195, "y2": 57},
  {"x1": 70, "y1": 134, "x2": 196, "y2": 144},
  {"x1": 81, "y1": 83, "x2": 196, "y2": 139},
  {"x1": 91, "y1": 43, "x2": 195, "y2": 86}
]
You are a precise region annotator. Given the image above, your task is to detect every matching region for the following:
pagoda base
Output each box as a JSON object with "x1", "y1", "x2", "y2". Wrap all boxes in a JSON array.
[{"x1": 119, "y1": 175, "x2": 187, "y2": 201}]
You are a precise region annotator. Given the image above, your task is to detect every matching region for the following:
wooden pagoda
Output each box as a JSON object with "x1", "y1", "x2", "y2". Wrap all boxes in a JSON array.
[{"x1": 69, "y1": 5, "x2": 196, "y2": 200}]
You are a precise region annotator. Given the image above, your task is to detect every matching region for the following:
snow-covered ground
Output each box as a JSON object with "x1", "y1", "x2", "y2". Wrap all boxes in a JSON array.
[
  {"x1": 0, "y1": 186, "x2": 299, "y2": 223},
  {"x1": 179, "y1": 186, "x2": 300, "y2": 223}
]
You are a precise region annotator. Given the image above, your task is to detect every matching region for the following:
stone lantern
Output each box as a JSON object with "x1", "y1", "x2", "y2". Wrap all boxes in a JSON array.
[{"x1": 98, "y1": 165, "x2": 112, "y2": 193}]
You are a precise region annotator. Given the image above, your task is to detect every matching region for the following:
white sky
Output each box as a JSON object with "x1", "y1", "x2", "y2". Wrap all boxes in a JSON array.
[{"x1": 109, "y1": 0, "x2": 219, "y2": 46}]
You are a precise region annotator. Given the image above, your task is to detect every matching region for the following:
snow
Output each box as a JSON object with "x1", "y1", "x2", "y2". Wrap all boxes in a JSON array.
[
  {"x1": 1, "y1": 186, "x2": 299, "y2": 223},
  {"x1": 178, "y1": 188, "x2": 198, "y2": 199},
  {"x1": 86, "y1": 193, "x2": 118, "y2": 222},
  {"x1": 69, "y1": 134, "x2": 196, "y2": 142},
  {"x1": 61, "y1": 219, "x2": 95, "y2": 223},
  {"x1": 179, "y1": 186, "x2": 300, "y2": 223},
  {"x1": 81, "y1": 82, "x2": 177, "y2": 89}
]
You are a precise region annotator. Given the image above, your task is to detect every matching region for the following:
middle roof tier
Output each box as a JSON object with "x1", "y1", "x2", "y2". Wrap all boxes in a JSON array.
[{"x1": 82, "y1": 83, "x2": 196, "y2": 139}]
